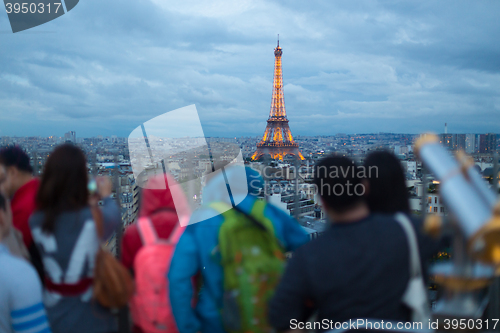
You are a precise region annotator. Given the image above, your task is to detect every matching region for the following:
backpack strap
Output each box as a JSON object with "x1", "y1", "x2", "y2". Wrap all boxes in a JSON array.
[
  {"x1": 137, "y1": 217, "x2": 158, "y2": 246},
  {"x1": 167, "y1": 223, "x2": 184, "y2": 244},
  {"x1": 209, "y1": 201, "x2": 233, "y2": 215},
  {"x1": 210, "y1": 201, "x2": 267, "y2": 232},
  {"x1": 249, "y1": 200, "x2": 285, "y2": 251},
  {"x1": 210, "y1": 200, "x2": 285, "y2": 254}
]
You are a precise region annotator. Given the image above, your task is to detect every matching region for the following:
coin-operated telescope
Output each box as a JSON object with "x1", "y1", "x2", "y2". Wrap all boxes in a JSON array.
[{"x1": 415, "y1": 134, "x2": 500, "y2": 328}]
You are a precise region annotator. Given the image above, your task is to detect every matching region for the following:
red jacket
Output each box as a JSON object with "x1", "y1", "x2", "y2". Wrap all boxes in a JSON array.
[
  {"x1": 11, "y1": 178, "x2": 39, "y2": 248},
  {"x1": 121, "y1": 174, "x2": 189, "y2": 269}
]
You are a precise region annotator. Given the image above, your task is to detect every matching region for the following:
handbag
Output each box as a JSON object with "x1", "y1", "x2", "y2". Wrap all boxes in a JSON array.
[
  {"x1": 394, "y1": 213, "x2": 431, "y2": 324},
  {"x1": 91, "y1": 201, "x2": 134, "y2": 308}
]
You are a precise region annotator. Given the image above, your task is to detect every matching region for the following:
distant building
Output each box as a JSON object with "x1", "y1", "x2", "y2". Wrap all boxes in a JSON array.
[
  {"x1": 427, "y1": 193, "x2": 447, "y2": 216},
  {"x1": 119, "y1": 174, "x2": 140, "y2": 226},
  {"x1": 267, "y1": 193, "x2": 315, "y2": 219},
  {"x1": 440, "y1": 134, "x2": 453, "y2": 150},
  {"x1": 475, "y1": 134, "x2": 481, "y2": 152},
  {"x1": 64, "y1": 131, "x2": 76, "y2": 143},
  {"x1": 401, "y1": 161, "x2": 417, "y2": 178},
  {"x1": 393, "y1": 145, "x2": 409, "y2": 155},
  {"x1": 439, "y1": 134, "x2": 465, "y2": 151},
  {"x1": 454, "y1": 134, "x2": 466, "y2": 151},
  {"x1": 465, "y1": 134, "x2": 476, "y2": 154},
  {"x1": 479, "y1": 133, "x2": 497, "y2": 154}
]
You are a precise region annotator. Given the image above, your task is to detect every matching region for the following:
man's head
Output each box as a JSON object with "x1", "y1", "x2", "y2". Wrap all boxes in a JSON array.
[
  {"x1": 313, "y1": 155, "x2": 367, "y2": 221},
  {"x1": 0, "y1": 146, "x2": 34, "y2": 198}
]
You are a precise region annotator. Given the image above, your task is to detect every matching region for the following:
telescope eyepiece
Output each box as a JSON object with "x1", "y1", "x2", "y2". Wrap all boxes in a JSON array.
[{"x1": 414, "y1": 133, "x2": 439, "y2": 160}]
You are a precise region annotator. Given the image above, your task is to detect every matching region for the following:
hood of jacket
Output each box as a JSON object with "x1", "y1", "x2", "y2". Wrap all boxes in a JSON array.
[
  {"x1": 201, "y1": 165, "x2": 263, "y2": 206},
  {"x1": 139, "y1": 174, "x2": 190, "y2": 228}
]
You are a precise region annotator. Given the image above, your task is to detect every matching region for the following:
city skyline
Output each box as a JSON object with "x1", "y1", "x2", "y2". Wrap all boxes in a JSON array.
[{"x1": 1, "y1": 1, "x2": 500, "y2": 138}]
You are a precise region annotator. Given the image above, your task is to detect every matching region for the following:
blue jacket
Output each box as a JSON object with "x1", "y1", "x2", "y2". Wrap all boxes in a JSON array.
[{"x1": 168, "y1": 166, "x2": 309, "y2": 333}]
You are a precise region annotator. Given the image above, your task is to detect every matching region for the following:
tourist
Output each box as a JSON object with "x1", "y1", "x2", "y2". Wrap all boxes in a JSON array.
[
  {"x1": 0, "y1": 193, "x2": 52, "y2": 333},
  {"x1": 363, "y1": 150, "x2": 410, "y2": 214},
  {"x1": 269, "y1": 155, "x2": 436, "y2": 332},
  {"x1": 168, "y1": 165, "x2": 309, "y2": 333},
  {"x1": 0, "y1": 145, "x2": 44, "y2": 279},
  {"x1": 121, "y1": 174, "x2": 190, "y2": 333},
  {"x1": 29, "y1": 144, "x2": 120, "y2": 333},
  {"x1": 364, "y1": 150, "x2": 445, "y2": 310}
]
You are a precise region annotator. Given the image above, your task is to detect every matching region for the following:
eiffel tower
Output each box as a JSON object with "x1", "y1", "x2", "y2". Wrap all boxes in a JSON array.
[{"x1": 251, "y1": 39, "x2": 304, "y2": 161}]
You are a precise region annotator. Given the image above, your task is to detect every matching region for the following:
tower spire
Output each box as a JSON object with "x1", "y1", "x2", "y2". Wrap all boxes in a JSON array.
[{"x1": 277, "y1": 34, "x2": 279, "y2": 47}]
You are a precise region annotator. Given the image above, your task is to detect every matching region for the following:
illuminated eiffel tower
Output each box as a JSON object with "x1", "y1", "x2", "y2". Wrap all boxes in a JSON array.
[{"x1": 251, "y1": 39, "x2": 304, "y2": 161}]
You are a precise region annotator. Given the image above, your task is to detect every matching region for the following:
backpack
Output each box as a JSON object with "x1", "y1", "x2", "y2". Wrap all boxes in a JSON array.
[
  {"x1": 210, "y1": 200, "x2": 285, "y2": 333},
  {"x1": 130, "y1": 217, "x2": 182, "y2": 333}
]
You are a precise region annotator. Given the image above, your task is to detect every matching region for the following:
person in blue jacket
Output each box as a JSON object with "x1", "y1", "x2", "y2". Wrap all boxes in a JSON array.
[{"x1": 168, "y1": 165, "x2": 309, "y2": 333}]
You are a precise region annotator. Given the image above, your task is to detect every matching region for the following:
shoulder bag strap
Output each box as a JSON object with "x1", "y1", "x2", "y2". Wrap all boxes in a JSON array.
[
  {"x1": 90, "y1": 203, "x2": 104, "y2": 242},
  {"x1": 394, "y1": 213, "x2": 422, "y2": 277}
]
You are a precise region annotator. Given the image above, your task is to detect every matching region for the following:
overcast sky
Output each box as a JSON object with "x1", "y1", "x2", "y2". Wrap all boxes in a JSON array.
[{"x1": 1, "y1": 0, "x2": 499, "y2": 138}]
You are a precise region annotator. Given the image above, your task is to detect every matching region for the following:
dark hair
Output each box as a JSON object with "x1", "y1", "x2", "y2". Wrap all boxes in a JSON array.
[
  {"x1": 0, "y1": 193, "x2": 6, "y2": 211},
  {"x1": 36, "y1": 144, "x2": 89, "y2": 233},
  {"x1": 0, "y1": 145, "x2": 33, "y2": 173},
  {"x1": 313, "y1": 155, "x2": 365, "y2": 213},
  {"x1": 363, "y1": 150, "x2": 410, "y2": 214}
]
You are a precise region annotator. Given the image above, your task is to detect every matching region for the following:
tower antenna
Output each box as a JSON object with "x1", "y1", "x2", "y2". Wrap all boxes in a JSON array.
[{"x1": 277, "y1": 34, "x2": 279, "y2": 47}]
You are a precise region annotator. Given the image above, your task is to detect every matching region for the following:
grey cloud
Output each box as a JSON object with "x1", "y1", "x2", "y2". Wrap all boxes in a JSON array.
[{"x1": 0, "y1": 0, "x2": 499, "y2": 137}]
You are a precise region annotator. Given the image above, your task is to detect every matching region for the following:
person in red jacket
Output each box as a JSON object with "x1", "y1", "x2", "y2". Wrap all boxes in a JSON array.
[
  {"x1": 0, "y1": 145, "x2": 44, "y2": 280},
  {"x1": 121, "y1": 173, "x2": 190, "y2": 333},
  {"x1": 121, "y1": 174, "x2": 190, "y2": 268}
]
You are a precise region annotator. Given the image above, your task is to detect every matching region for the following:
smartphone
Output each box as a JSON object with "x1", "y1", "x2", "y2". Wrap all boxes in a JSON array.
[{"x1": 88, "y1": 178, "x2": 97, "y2": 195}]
